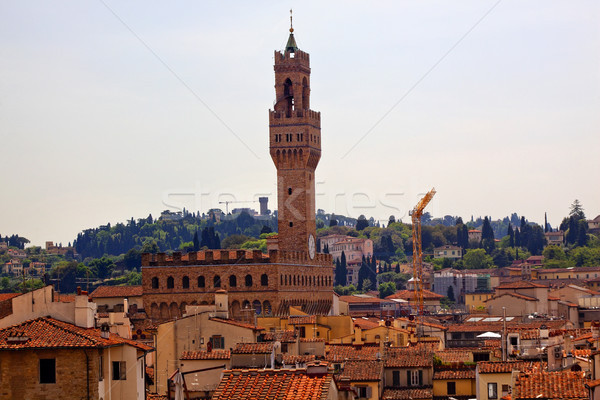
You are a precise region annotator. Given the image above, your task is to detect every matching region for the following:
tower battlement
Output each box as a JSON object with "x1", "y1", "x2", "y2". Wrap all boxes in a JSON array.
[
  {"x1": 141, "y1": 249, "x2": 331, "y2": 267},
  {"x1": 269, "y1": 109, "x2": 320, "y2": 124},
  {"x1": 274, "y1": 49, "x2": 310, "y2": 67}
]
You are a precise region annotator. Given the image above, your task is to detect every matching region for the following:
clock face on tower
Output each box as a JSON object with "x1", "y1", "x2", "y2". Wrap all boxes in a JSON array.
[{"x1": 308, "y1": 234, "x2": 316, "y2": 259}]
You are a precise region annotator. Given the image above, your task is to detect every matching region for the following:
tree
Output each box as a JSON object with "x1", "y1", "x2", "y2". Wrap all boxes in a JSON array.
[
  {"x1": 358, "y1": 255, "x2": 371, "y2": 290},
  {"x1": 569, "y1": 199, "x2": 586, "y2": 221},
  {"x1": 356, "y1": 215, "x2": 369, "y2": 231},
  {"x1": 446, "y1": 285, "x2": 455, "y2": 302},
  {"x1": 123, "y1": 248, "x2": 142, "y2": 271},
  {"x1": 379, "y1": 281, "x2": 396, "y2": 298},
  {"x1": 141, "y1": 238, "x2": 159, "y2": 254},
  {"x1": 507, "y1": 223, "x2": 515, "y2": 248},
  {"x1": 577, "y1": 220, "x2": 588, "y2": 247},
  {"x1": 193, "y1": 231, "x2": 200, "y2": 251},
  {"x1": 543, "y1": 245, "x2": 566, "y2": 261},
  {"x1": 395, "y1": 263, "x2": 400, "y2": 274},
  {"x1": 335, "y1": 252, "x2": 348, "y2": 286},
  {"x1": 481, "y1": 217, "x2": 495, "y2": 254},
  {"x1": 463, "y1": 249, "x2": 493, "y2": 269},
  {"x1": 492, "y1": 249, "x2": 510, "y2": 268}
]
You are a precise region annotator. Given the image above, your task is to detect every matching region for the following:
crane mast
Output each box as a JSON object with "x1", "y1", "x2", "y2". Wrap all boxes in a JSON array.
[{"x1": 411, "y1": 187, "x2": 436, "y2": 337}]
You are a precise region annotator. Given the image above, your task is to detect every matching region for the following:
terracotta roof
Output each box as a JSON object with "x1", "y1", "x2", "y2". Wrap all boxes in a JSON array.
[
  {"x1": 181, "y1": 350, "x2": 230, "y2": 360},
  {"x1": 54, "y1": 293, "x2": 76, "y2": 303},
  {"x1": 0, "y1": 293, "x2": 20, "y2": 302},
  {"x1": 0, "y1": 317, "x2": 152, "y2": 351},
  {"x1": 90, "y1": 285, "x2": 143, "y2": 298},
  {"x1": 212, "y1": 369, "x2": 333, "y2": 400},
  {"x1": 232, "y1": 342, "x2": 274, "y2": 354},
  {"x1": 385, "y1": 289, "x2": 444, "y2": 301},
  {"x1": 434, "y1": 350, "x2": 471, "y2": 363},
  {"x1": 209, "y1": 317, "x2": 264, "y2": 331},
  {"x1": 385, "y1": 348, "x2": 433, "y2": 368},
  {"x1": 147, "y1": 394, "x2": 168, "y2": 400},
  {"x1": 381, "y1": 387, "x2": 433, "y2": 400},
  {"x1": 283, "y1": 354, "x2": 315, "y2": 365},
  {"x1": 353, "y1": 318, "x2": 380, "y2": 330},
  {"x1": 339, "y1": 360, "x2": 382, "y2": 381},
  {"x1": 433, "y1": 369, "x2": 476, "y2": 380},
  {"x1": 300, "y1": 337, "x2": 325, "y2": 342},
  {"x1": 572, "y1": 349, "x2": 592, "y2": 358},
  {"x1": 340, "y1": 295, "x2": 394, "y2": 304},
  {"x1": 477, "y1": 361, "x2": 545, "y2": 374},
  {"x1": 513, "y1": 371, "x2": 587, "y2": 400},
  {"x1": 146, "y1": 365, "x2": 154, "y2": 380},
  {"x1": 496, "y1": 280, "x2": 547, "y2": 289},
  {"x1": 587, "y1": 378, "x2": 600, "y2": 389},
  {"x1": 262, "y1": 330, "x2": 297, "y2": 343},
  {"x1": 326, "y1": 344, "x2": 381, "y2": 362},
  {"x1": 487, "y1": 292, "x2": 539, "y2": 302}
]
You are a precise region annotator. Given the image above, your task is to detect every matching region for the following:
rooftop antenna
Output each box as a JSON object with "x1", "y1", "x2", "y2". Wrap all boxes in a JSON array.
[{"x1": 290, "y1": 9, "x2": 293, "y2": 32}]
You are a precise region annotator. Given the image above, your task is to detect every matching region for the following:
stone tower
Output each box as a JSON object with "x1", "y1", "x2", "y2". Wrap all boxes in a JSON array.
[{"x1": 269, "y1": 25, "x2": 321, "y2": 258}]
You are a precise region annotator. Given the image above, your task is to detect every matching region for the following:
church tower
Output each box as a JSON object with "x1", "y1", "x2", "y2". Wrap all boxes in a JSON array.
[{"x1": 269, "y1": 19, "x2": 321, "y2": 258}]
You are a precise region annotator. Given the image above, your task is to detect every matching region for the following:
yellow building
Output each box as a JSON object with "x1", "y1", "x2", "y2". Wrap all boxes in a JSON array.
[
  {"x1": 339, "y1": 360, "x2": 383, "y2": 400},
  {"x1": 258, "y1": 313, "x2": 354, "y2": 342},
  {"x1": 465, "y1": 292, "x2": 494, "y2": 312},
  {"x1": 476, "y1": 361, "x2": 527, "y2": 400},
  {"x1": 433, "y1": 369, "x2": 476, "y2": 398}
]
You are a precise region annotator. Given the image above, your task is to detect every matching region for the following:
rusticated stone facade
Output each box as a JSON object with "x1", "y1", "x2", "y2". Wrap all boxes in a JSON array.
[{"x1": 142, "y1": 29, "x2": 333, "y2": 321}]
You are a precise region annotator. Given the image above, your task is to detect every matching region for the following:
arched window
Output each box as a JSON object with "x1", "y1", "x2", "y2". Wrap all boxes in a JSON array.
[
  {"x1": 198, "y1": 276, "x2": 205, "y2": 288},
  {"x1": 261, "y1": 274, "x2": 269, "y2": 286},
  {"x1": 151, "y1": 277, "x2": 159, "y2": 289},
  {"x1": 280, "y1": 275, "x2": 283, "y2": 285},
  {"x1": 229, "y1": 275, "x2": 237, "y2": 287},
  {"x1": 167, "y1": 276, "x2": 174, "y2": 289},
  {"x1": 253, "y1": 300, "x2": 262, "y2": 315},
  {"x1": 182, "y1": 276, "x2": 189, "y2": 289},
  {"x1": 245, "y1": 274, "x2": 253, "y2": 287},
  {"x1": 242, "y1": 300, "x2": 251, "y2": 310},
  {"x1": 214, "y1": 275, "x2": 221, "y2": 288}
]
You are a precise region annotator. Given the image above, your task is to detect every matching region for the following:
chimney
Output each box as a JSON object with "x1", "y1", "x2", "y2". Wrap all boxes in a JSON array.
[
  {"x1": 214, "y1": 290, "x2": 229, "y2": 319},
  {"x1": 123, "y1": 298, "x2": 129, "y2": 315},
  {"x1": 100, "y1": 323, "x2": 110, "y2": 339}
]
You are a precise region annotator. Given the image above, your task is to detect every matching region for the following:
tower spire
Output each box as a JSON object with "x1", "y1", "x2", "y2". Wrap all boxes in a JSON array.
[{"x1": 285, "y1": 9, "x2": 298, "y2": 53}]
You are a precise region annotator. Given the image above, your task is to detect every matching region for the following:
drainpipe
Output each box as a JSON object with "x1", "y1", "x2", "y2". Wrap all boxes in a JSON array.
[{"x1": 83, "y1": 349, "x2": 90, "y2": 400}]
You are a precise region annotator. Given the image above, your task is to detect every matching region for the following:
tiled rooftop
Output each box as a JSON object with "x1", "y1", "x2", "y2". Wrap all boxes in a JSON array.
[
  {"x1": 326, "y1": 344, "x2": 382, "y2": 362},
  {"x1": 513, "y1": 371, "x2": 587, "y2": 400},
  {"x1": 232, "y1": 342, "x2": 274, "y2": 354},
  {"x1": 381, "y1": 387, "x2": 433, "y2": 400},
  {"x1": 496, "y1": 280, "x2": 547, "y2": 289},
  {"x1": 90, "y1": 285, "x2": 143, "y2": 298},
  {"x1": 338, "y1": 360, "x2": 382, "y2": 381},
  {"x1": 288, "y1": 315, "x2": 317, "y2": 325},
  {"x1": 434, "y1": 350, "x2": 471, "y2": 363},
  {"x1": 0, "y1": 317, "x2": 152, "y2": 351},
  {"x1": 181, "y1": 350, "x2": 231, "y2": 360},
  {"x1": 212, "y1": 369, "x2": 333, "y2": 400},
  {"x1": 283, "y1": 354, "x2": 315, "y2": 365},
  {"x1": 384, "y1": 348, "x2": 433, "y2": 368},
  {"x1": 0, "y1": 293, "x2": 20, "y2": 302},
  {"x1": 477, "y1": 361, "x2": 545, "y2": 374}
]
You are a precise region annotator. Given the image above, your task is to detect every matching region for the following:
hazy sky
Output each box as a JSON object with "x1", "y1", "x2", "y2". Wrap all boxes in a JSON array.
[{"x1": 1, "y1": 1, "x2": 599, "y2": 247}]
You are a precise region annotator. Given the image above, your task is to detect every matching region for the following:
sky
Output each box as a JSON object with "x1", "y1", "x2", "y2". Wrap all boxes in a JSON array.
[{"x1": 1, "y1": 1, "x2": 599, "y2": 247}]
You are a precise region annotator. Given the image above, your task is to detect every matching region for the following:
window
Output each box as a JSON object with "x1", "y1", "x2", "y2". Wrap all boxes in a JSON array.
[
  {"x1": 167, "y1": 276, "x2": 174, "y2": 289},
  {"x1": 198, "y1": 276, "x2": 205, "y2": 288},
  {"x1": 407, "y1": 370, "x2": 422, "y2": 386},
  {"x1": 182, "y1": 276, "x2": 189, "y2": 289},
  {"x1": 214, "y1": 275, "x2": 221, "y2": 288},
  {"x1": 245, "y1": 274, "x2": 253, "y2": 287},
  {"x1": 510, "y1": 337, "x2": 518, "y2": 346},
  {"x1": 151, "y1": 277, "x2": 159, "y2": 289},
  {"x1": 392, "y1": 370, "x2": 400, "y2": 387},
  {"x1": 357, "y1": 386, "x2": 371, "y2": 399},
  {"x1": 488, "y1": 382, "x2": 498, "y2": 399},
  {"x1": 447, "y1": 382, "x2": 456, "y2": 395},
  {"x1": 112, "y1": 361, "x2": 126, "y2": 380},
  {"x1": 229, "y1": 275, "x2": 237, "y2": 287},
  {"x1": 99, "y1": 355, "x2": 104, "y2": 381},
  {"x1": 210, "y1": 335, "x2": 225, "y2": 349},
  {"x1": 261, "y1": 274, "x2": 269, "y2": 286},
  {"x1": 288, "y1": 187, "x2": 292, "y2": 195},
  {"x1": 502, "y1": 384, "x2": 509, "y2": 396},
  {"x1": 299, "y1": 326, "x2": 306, "y2": 338},
  {"x1": 39, "y1": 358, "x2": 56, "y2": 384},
  {"x1": 281, "y1": 343, "x2": 288, "y2": 353}
]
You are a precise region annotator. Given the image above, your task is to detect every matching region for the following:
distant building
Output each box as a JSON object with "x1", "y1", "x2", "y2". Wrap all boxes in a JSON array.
[
  {"x1": 468, "y1": 229, "x2": 482, "y2": 243},
  {"x1": 588, "y1": 215, "x2": 600, "y2": 233},
  {"x1": 432, "y1": 269, "x2": 491, "y2": 303},
  {"x1": 258, "y1": 196, "x2": 269, "y2": 215},
  {"x1": 0, "y1": 242, "x2": 7, "y2": 251},
  {"x1": 6, "y1": 248, "x2": 26, "y2": 259},
  {"x1": 544, "y1": 230, "x2": 564, "y2": 246},
  {"x1": 433, "y1": 245, "x2": 462, "y2": 259},
  {"x1": 2, "y1": 260, "x2": 23, "y2": 276}
]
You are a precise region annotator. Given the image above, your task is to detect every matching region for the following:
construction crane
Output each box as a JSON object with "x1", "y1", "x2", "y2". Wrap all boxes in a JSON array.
[
  {"x1": 218, "y1": 200, "x2": 258, "y2": 214},
  {"x1": 410, "y1": 187, "x2": 436, "y2": 338}
]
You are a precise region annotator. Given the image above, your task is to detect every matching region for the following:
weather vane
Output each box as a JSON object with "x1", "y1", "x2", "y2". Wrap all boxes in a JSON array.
[{"x1": 290, "y1": 9, "x2": 294, "y2": 32}]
